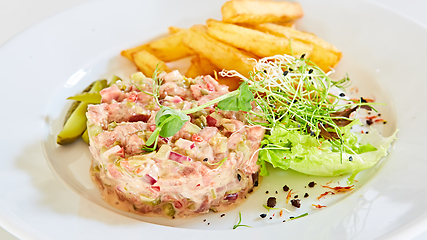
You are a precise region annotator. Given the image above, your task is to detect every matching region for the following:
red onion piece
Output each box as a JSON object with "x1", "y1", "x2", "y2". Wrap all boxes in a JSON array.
[
  {"x1": 174, "y1": 201, "x2": 183, "y2": 209},
  {"x1": 206, "y1": 115, "x2": 218, "y2": 127},
  {"x1": 169, "y1": 151, "x2": 191, "y2": 163},
  {"x1": 143, "y1": 174, "x2": 157, "y2": 185},
  {"x1": 116, "y1": 186, "x2": 124, "y2": 193},
  {"x1": 224, "y1": 193, "x2": 238, "y2": 202}
]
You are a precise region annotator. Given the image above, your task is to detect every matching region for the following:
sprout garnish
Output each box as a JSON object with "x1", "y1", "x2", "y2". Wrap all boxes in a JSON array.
[{"x1": 133, "y1": 55, "x2": 391, "y2": 178}]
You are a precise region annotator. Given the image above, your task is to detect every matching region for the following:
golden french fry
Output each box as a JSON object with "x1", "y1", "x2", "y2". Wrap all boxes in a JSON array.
[
  {"x1": 206, "y1": 19, "x2": 312, "y2": 58},
  {"x1": 186, "y1": 55, "x2": 221, "y2": 78},
  {"x1": 121, "y1": 30, "x2": 194, "y2": 63},
  {"x1": 252, "y1": 23, "x2": 342, "y2": 71},
  {"x1": 221, "y1": 0, "x2": 303, "y2": 24},
  {"x1": 121, "y1": 44, "x2": 149, "y2": 61},
  {"x1": 191, "y1": 24, "x2": 208, "y2": 33},
  {"x1": 276, "y1": 21, "x2": 296, "y2": 28},
  {"x1": 146, "y1": 31, "x2": 194, "y2": 62},
  {"x1": 218, "y1": 76, "x2": 242, "y2": 91},
  {"x1": 183, "y1": 26, "x2": 255, "y2": 77},
  {"x1": 168, "y1": 26, "x2": 185, "y2": 34},
  {"x1": 133, "y1": 50, "x2": 170, "y2": 77},
  {"x1": 186, "y1": 55, "x2": 242, "y2": 91}
]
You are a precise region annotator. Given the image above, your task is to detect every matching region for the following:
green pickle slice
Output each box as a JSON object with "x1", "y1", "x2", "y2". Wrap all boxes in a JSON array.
[
  {"x1": 67, "y1": 92, "x2": 102, "y2": 104},
  {"x1": 57, "y1": 80, "x2": 107, "y2": 145},
  {"x1": 81, "y1": 129, "x2": 89, "y2": 144},
  {"x1": 63, "y1": 82, "x2": 94, "y2": 125}
]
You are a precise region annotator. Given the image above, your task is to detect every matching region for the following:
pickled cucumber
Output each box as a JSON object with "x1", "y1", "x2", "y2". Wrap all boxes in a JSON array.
[
  {"x1": 81, "y1": 129, "x2": 89, "y2": 144},
  {"x1": 162, "y1": 203, "x2": 175, "y2": 217},
  {"x1": 57, "y1": 80, "x2": 106, "y2": 145},
  {"x1": 63, "y1": 101, "x2": 81, "y2": 126},
  {"x1": 67, "y1": 92, "x2": 102, "y2": 104},
  {"x1": 109, "y1": 75, "x2": 121, "y2": 86},
  {"x1": 63, "y1": 82, "x2": 94, "y2": 125}
]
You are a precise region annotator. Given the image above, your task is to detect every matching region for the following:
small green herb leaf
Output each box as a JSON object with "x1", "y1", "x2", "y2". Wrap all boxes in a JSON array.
[
  {"x1": 289, "y1": 212, "x2": 308, "y2": 221},
  {"x1": 262, "y1": 204, "x2": 281, "y2": 212},
  {"x1": 155, "y1": 106, "x2": 190, "y2": 138},
  {"x1": 232, "y1": 212, "x2": 251, "y2": 229},
  {"x1": 217, "y1": 82, "x2": 254, "y2": 112},
  {"x1": 146, "y1": 127, "x2": 161, "y2": 147},
  {"x1": 206, "y1": 157, "x2": 228, "y2": 168},
  {"x1": 142, "y1": 108, "x2": 189, "y2": 152}
]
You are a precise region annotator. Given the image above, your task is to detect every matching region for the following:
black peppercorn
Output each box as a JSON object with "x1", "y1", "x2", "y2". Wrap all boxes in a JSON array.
[
  {"x1": 290, "y1": 199, "x2": 301, "y2": 208},
  {"x1": 267, "y1": 197, "x2": 277, "y2": 208}
]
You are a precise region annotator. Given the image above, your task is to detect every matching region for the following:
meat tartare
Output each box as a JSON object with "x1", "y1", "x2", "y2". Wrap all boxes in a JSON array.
[{"x1": 86, "y1": 71, "x2": 264, "y2": 218}]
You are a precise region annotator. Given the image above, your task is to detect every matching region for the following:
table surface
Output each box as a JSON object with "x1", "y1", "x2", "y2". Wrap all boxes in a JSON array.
[{"x1": 0, "y1": 0, "x2": 426, "y2": 239}]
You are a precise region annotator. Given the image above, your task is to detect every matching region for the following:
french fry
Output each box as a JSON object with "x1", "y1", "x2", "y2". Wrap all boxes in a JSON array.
[
  {"x1": 183, "y1": 26, "x2": 255, "y2": 77},
  {"x1": 133, "y1": 50, "x2": 170, "y2": 77},
  {"x1": 186, "y1": 55, "x2": 221, "y2": 78},
  {"x1": 168, "y1": 26, "x2": 185, "y2": 34},
  {"x1": 221, "y1": 0, "x2": 303, "y2": 24},
  {"x1": 217, "y1": 76, "x2": 242, "y2": 91},
  {"x1": 121, "y1": 31, "x2": 194, "y2": 63},
  {"x1": 276, "y1": 21, "x2": 296, "y2": 28},
  {"x1": 121, "y1": 44, "x2": 149, "y2": 61},
  {"x1": 146, "y1": 31, "x2": 194, "y2": 62},
  {"x1": 251, "y1": 23, "x2": 342, "y2": 71},
  {"x1": 191, "y1": 24, "x2": 208, "y2": 33},
  {"x1": 206, "y1": 19, "x2": 312, "y2": 58},
  {"x1": 186, "y1": 55, "x2": 242, "y2": 91}
]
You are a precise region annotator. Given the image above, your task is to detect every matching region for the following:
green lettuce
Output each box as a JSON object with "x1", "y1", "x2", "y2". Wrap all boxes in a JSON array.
[{"x1": 257, "y1": 120, "x2": 397, "y2": 177}]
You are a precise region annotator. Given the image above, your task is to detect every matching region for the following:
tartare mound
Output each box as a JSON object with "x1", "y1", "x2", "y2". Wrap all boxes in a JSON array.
[{"x1": 87, "y1": 71, "x2": 264, "y2": 218}]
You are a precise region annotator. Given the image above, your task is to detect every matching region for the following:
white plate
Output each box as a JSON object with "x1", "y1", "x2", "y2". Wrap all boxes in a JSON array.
[{"x1": 0, "y1": 0, "x2": 426, "y2": 239}]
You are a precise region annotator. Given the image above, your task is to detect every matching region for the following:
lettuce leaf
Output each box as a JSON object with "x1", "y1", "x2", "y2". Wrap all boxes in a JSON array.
[{"x1": 258, "y1": 120, "x2": 397, "y2": 177}]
